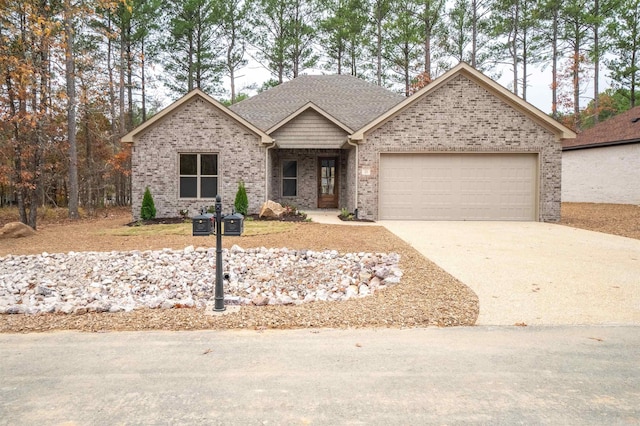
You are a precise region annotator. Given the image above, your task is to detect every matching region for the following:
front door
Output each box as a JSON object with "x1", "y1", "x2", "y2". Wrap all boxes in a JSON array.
[{"x1": 318, "y1": 157, "x2": 338, "y2": 208}]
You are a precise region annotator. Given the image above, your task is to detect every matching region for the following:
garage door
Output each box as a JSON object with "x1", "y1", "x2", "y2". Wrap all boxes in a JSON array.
[{"x1": 379, "y1": 153, "x2": 537, "y2": 220}]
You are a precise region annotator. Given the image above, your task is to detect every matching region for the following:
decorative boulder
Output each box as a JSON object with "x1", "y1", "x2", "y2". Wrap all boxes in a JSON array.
[
  {"x1": 0, "y1": 222, "x2": 36, "y2": 239},
  {"x1": 259, "y1": 200, "x2": 286, "y2": 219}
]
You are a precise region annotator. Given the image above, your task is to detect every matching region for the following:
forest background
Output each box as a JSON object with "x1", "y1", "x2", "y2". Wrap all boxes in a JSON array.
[{"x1": 1, "y1": 0, "x2": 639, "y2": 228}]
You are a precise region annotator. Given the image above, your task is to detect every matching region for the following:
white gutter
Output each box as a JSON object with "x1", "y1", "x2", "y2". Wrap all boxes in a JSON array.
[
  {"x1": 265, "y1": 140, "x2": 277, "y2": 202},
  {"x1": 346, "y1": 137, "x2": 359, "y2": 217}
]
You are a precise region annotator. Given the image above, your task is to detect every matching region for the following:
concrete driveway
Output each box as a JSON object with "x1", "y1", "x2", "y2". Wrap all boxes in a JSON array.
[{"x1": 381, "y1": 221, "x2": 640, "y2": 326}]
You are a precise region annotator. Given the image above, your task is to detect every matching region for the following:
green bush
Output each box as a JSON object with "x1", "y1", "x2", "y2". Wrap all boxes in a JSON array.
[
  {"x1": 234, "y1": 180, "x2": 248, "y2": 215},
  {"x1": 140, "y1": 186, "x2": 157, "y2": 220}
]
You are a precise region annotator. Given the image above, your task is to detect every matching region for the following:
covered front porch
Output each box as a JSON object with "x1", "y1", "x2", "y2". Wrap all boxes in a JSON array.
[{"x1": 267, "y1": 147, "x2": 356, "y2": 212}]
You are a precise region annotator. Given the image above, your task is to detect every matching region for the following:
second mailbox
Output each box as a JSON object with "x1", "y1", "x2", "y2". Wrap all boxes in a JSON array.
[{"x1": 222, "y1": 212, "x2": 244, "y2": 236}]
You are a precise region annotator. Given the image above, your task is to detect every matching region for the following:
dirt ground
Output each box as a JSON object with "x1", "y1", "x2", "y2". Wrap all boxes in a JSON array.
[
  {"x1": 560, "y1": 203, "x2": 640, "y2": 240},
  {"x1": 1, "y1": 202, "x2": 637, "y2": 333}
]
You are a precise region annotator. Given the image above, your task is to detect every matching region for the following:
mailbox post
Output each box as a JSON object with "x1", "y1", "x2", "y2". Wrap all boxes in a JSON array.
[
  {"x1": 190, "y1": 196, "x2": 244, "y2": 311},
  {"x1": 213, "y1": 195, "x2": 225, "y2": 311}
]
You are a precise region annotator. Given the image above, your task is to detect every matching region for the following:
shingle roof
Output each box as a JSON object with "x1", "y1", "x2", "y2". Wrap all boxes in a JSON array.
[
  {"x1": 228, "y1": 75, "x2": 405, "y2": 132},
  {"x1": 563, "y1": 106, "x2": 640, "y2": 149}
]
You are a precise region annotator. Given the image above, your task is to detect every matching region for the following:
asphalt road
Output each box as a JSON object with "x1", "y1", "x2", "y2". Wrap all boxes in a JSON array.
[{"x1": 1, "y1": 326, "x2": 639, "y2": 425}]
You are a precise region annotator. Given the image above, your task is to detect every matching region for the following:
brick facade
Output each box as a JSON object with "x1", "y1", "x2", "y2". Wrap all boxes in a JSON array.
[
  {"x1": 131, "y1": 96, "x2": 266, "y2": 220},
  {"x1": 357, "y1": 74, "x2": 562, "y2": 222},
  {"x1": 129, "y1": 71, "x2": 565, "y2": 222}
]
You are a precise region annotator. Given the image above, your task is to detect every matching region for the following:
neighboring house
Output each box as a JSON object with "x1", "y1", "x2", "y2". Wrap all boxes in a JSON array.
[
  {"x1": 562, "y1": 106, "x2": 640, "y2": 204},
  {"x1": 122, "y1": 63, "x2": 575, "y2": 222}
]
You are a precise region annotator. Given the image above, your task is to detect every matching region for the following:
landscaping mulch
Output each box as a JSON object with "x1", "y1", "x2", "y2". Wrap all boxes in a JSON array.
[
  {"x1": 1, "y1": 202, "x2": 637, "y2": 333},
  {"x1": 0, "y1": 208, "x2": 478, "y2": 332},
  {"x1": 560, "y1": 203, "x2": 640, "y2": 240}
]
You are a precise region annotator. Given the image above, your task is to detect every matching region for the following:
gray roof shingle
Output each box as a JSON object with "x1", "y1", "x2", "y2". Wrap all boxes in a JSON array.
[
  {"x1": 563, "y1": 106, "x2": 640, "y2": 149},
  {"x1": 228, "y1": 75, "x2": 405, "y2": 132}
]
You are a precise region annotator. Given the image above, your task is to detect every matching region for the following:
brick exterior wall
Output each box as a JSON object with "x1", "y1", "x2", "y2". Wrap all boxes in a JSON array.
[
  {"x1": 131, "y1": 96, "x2": 266, "y2": 220},
  {"x1": 269, "y1": 148, "x2": 348, "y2": 210},
  {"x1": 562, "y1": 143, "x2": 640, "y2": 204},
  {"x1": 358, "y1": 74, "x2": 562, "y2": 222}
]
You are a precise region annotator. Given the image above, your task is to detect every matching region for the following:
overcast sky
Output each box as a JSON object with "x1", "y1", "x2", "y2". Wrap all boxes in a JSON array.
[{"x1": 222, "y1": 59, "x2": 610, "y2": 116}]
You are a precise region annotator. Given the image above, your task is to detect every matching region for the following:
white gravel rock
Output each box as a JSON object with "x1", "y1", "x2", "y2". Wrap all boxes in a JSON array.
[{"x1": 0, "y1": 247, "x2": 401, "y2": 315}]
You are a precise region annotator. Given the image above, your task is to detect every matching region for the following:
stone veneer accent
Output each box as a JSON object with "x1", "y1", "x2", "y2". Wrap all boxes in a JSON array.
[
  {"x1": 357, "y1": 74, "x2": 562, "y2": 222},
  {"x1": 131, "y1": 96, "x2": 266, "y2": 220}
]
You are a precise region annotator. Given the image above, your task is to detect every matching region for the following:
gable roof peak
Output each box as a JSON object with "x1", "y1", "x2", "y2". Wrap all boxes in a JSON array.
[
  {"x1": 229, "y1": 74, "x2": 404, "y2": 133},
  {"x1": 121, "y1": 89, "x2": 272, "y2": 144},
  {"x1": 351, "y1": 62, "x2": 575, "y2": 140}
]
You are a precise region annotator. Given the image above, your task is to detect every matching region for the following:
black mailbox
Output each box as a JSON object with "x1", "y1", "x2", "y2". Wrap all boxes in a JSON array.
[
  {"x1": 223, "y1": 212, "x2": 244, "y2": 236},
  {"x1": 192, "y1": 212, "x2": 214, "y2": 236}
]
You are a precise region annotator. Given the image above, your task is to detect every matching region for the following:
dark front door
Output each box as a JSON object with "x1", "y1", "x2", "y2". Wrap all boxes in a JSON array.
[{"x1": 318, "y1": 157, "x2": 338, "y2": 208}]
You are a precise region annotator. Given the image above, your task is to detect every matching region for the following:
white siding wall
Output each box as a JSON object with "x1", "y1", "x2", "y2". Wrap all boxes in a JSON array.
[
  {"x1": 562, "y1": 143, "x2": 640, "y2": 204},
  {"x1": 272, "y1": 109, "x2": 348, "y2": 148}
]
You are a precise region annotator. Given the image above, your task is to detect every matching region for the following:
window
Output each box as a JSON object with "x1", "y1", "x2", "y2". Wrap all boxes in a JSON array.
[
  {"x1": 180, "y1": 153, "x2": 218, "y2": 198},
  {"x1": 282, "y1": 160, "x2": 297, "y2": 197}
]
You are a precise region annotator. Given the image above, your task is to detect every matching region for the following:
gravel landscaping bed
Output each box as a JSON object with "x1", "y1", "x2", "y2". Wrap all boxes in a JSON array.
[
  {"x1": 0, "y1": 246, "x2": 402, "y2": 314},
  {"x1": 0, "y1": 211, "x2": 479, "y2": 332}
]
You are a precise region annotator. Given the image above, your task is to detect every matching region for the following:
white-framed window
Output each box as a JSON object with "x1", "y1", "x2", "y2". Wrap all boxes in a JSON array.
[
  {"x1": 282, "y1": 160, "x2": 297, "y2": 197},
  {"x1": 179, "y1": 153, "x2": 218, "y2": 198}
]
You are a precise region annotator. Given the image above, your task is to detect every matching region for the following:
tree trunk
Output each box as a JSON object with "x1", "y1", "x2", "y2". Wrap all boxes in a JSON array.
[
  {"x1": 188, "y1": 32, "x2": 194, "y2": 91},
  {"x1": 228, "y1": 24, "x2": 236, "y2": 103},
  {"x1": 126, "y1": 24, "x2": 133, "y2": 129},
  {"x1": 377, "y1": 16, "x2": 383, "y2": 85},
  {"x1": 119, "y1": 26, "x2": 126, "y2": 136},
  {"x1": 512, "y1": 31, "x2": 518, "y2": 97},
  {"x1": 404, "y1": 41, "x2": 410, "y2": 96},
  {"x1": 633, "y1": 48, "x2": 637, "y2": 107},
  {"x1": 472, "y1": 0, "x2": 477, "y2": 67},
  {"x1": 141, "y1": 37, "x2": 146, "y2": 122},
  {"x1": 522, "y1": 26, "x2": 528, "y2": 101},
  {"x1": 593, "y1": 0, "x2": 599, "y2": 123},
  {"x1": 551, "y1": 4, "x2": 558, "y2": 119},
  {"x1": 573, "y1": 43, "x2": 580, "y2": 126},
  {"x1": 65, "y1": 0, "x2": 79, "y2": 219},
  {"x1": 424, "y1": 33, "x2": 431, "y2": 78}
]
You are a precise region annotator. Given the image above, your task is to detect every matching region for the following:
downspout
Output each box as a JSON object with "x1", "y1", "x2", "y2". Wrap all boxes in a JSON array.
[
  {"x1": 346, "y1": 137, "x2": 359, "y2": 218},
  {"x1": 265, "y1": 140, "x2": 276, "y2": 203}
]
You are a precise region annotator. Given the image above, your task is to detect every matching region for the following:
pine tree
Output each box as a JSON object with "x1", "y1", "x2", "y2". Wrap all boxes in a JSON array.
[
  {"x1": 141, "y1": 187, "x2": 157, "y2": 220},
  {"x1": 234, "y1": 180, "x2": 249, "y2": 216}
]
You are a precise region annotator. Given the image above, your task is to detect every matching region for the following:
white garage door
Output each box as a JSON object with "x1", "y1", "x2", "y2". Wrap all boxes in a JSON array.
[{"x1": 379, "y1": 153, "x2": 538, "y2": 220}]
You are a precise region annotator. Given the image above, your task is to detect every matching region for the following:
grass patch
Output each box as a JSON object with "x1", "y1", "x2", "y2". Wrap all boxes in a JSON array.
[{"x1": 103, "y1": 220, "x2": 295, "y2": 237}]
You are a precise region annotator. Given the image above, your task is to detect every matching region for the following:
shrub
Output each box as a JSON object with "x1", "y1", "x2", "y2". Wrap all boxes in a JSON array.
[
  {"x1": 234, "y1": 180, "x2": 248, "y2": 215},
  {"x1": 339, "y1": 207, "x2": 354, "y2": 220},
  {"x1": 140, "y1": 187, "x2": 157, "y2": 220}
]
